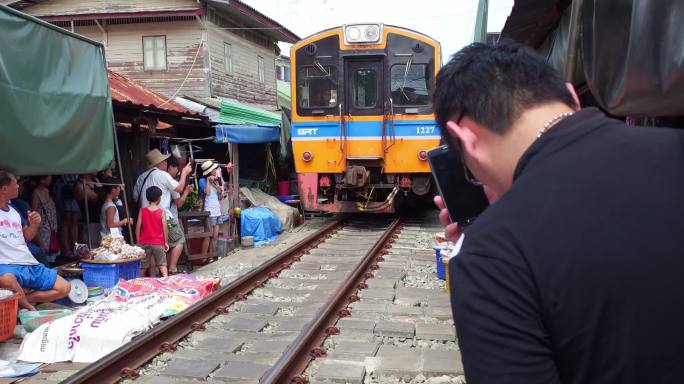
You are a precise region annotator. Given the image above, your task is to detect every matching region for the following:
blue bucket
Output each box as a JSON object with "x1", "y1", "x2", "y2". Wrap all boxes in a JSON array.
[{"x1": 434, "y1": 247, "x2": 446, "y2": 280}]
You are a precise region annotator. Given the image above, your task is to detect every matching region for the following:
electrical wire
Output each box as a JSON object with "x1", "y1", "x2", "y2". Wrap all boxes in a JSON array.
[{"x1": 156, "y1": 37, "x2": 204, "y2": 108}]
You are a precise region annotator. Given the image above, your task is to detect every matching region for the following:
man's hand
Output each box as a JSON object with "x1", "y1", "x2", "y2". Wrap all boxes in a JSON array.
[
  {"x1": 163, "y1": 243, "x2": 169, "y2": 252},
  {"x1": 225, "y1": 162, "x2": 233, "y2": 172},
  {"x1": 181, "y1": 162, "x2": 193, "y2": 176},
  {"x1": 27, "y1": 211, "x2": 41, "y2": 227},
  {"x1": 184, "y1": 185, "x2": 194, "y2": 194},
  {"x1": 434, "y1": 196, "x2": 462, "y2": 242}
]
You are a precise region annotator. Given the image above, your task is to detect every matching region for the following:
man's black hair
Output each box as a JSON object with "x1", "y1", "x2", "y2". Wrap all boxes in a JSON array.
[
  {"x1": 145, "y1": 186, "x2": 163, "y2": 203},
  {"x1": 433, "y1": 40, "x2": 577, "y2": 142},
  {"x1": 167, "y1": 156, "x2": 179, "y2": 168},
  {"x1": 0, "y1": 169, "x2": 15, "y2": 188}
]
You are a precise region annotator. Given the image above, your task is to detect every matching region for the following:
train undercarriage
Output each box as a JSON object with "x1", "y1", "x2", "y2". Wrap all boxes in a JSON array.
[{"x1": 297, "y1": 165, "x2": 432, "y2": 213}]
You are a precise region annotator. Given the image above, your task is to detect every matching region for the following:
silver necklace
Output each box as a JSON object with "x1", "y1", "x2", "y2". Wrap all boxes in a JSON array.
[{"x1": 537, "y1": 112, "x2": 574, "y2": 139}]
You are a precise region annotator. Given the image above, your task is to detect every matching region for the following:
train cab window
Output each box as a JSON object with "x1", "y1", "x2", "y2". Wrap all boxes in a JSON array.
[
  {"x1": 390, "y1": 64, "x2": 430, "y2": 106},
  {"x1": 352, "y1": 69, "x2": 377, "y2": 108},
  {"x1": 297, "y1": 65, "x2": 338, "y2": 108}
]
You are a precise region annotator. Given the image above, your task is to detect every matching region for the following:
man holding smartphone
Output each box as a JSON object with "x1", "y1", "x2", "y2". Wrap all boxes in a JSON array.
[{"x1": 433, "y1": 41, "x2": 684, "y2": 383}]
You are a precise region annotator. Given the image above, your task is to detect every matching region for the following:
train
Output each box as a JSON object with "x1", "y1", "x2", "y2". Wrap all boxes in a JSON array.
[{"x1": 290, "y1": 23, "x2": 441, "y2": 213}]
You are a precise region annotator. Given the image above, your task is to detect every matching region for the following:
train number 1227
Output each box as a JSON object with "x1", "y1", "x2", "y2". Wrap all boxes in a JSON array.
[{"x1": 416, "y1": 126, "x2": 436, "y2": 134}]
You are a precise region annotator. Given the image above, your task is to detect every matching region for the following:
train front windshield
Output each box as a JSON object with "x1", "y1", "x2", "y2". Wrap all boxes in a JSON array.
[{"x1": 298, "y1": 66, "x2": 338, "y2": 108}]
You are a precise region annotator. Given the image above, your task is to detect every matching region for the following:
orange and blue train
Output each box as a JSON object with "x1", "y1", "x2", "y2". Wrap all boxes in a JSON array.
[{"x1": 290, "y1": 23, "x2": 441, "y2": 213}]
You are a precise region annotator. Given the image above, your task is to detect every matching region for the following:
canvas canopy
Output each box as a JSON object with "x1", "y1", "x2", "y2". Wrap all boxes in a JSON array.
[
  {"x1": 501, "y1": 0, "x2": 684, "y2": 117},
  {"x1": 214, "y1": 124, "x2": 280, "y2": 144},
  {"x1": 0, "y1": 5, "x2": 114, "y2": 175}
]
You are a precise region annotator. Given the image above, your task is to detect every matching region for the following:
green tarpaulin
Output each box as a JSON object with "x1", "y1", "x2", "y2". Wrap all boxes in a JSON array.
[
  {"x1": 0, "y1": 5, "x2": 114, "y2": 175},
  {"x1": 218, "y1": 99, "x2": 281, "y2": 126}
]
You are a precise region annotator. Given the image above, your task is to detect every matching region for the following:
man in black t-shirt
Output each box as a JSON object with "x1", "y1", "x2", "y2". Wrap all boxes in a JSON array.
[{"x1": 432, "y1": 41, "x2": 684, "y2": 383}]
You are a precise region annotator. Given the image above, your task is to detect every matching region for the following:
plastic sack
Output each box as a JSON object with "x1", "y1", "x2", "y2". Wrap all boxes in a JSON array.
[{"x1": 17, "y1": 275, "x2": 218, "y2": 363}]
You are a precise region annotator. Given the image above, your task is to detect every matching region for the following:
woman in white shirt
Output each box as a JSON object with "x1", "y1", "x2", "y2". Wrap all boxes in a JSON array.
[
  {"x1": 99, "y1": 177, "x2": 132, "y2": 238},
  {"x1": 200, "y1": 161, "x2": 223, "y2": 256}
]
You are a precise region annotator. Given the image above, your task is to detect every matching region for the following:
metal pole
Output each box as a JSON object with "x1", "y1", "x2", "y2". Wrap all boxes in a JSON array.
[
  {"x1": 81, "y1": 182, "x2": 91, "y2": 247},
  {"x1": 111, "y1": 127, "x2": 133, "y2": 241},
  {"x1": 188, "y1": 142, "x2": 198, "y2": 190},
  {"x1": 564, "y1": 0, "x2": 584, "y2": 82},
  {"x1": 102, "y1": 45, "x2": 134, "y2": 242},
  {"x1": 232, "y1": 143, "x2": 239, "y2": 239}
]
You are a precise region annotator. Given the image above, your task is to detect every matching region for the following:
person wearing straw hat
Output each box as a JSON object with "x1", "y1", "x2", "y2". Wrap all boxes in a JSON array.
[
  {"x1": 133, "y1": 149, "x2": 192, "y2": 242},
  {"x1": 198, "y1": 160, "x2": 223, "y2": 257}
]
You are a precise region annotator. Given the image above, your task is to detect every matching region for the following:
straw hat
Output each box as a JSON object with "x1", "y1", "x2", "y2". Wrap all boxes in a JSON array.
[
  {"x1": 201, "y1": 160, "x2": 219, "y2": 176},
  {"x1": 145, "y1": 149, "x2": 171, "y2": 168}
]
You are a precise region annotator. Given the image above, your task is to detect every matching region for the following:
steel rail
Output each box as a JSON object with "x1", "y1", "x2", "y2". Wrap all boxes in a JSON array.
[
  {"x1": 261, "y1": 218, "x2": 403, "y2": 383},
  {"x1": 62, "y1": 218, "x2": 345, "y2": 384}
]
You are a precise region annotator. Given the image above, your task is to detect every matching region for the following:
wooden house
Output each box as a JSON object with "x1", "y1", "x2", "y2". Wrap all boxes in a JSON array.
[{"x1": 6, "y1": 0, "x2": 299, "y2": 109}]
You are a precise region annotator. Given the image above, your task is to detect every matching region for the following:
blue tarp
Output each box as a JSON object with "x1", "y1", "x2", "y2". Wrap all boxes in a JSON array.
[
  {"x1": 214, "y1": 124, "x2": 280, "y2": 144},
  {"x1": 240, "y1": 206, "x2": 282, "y2": 245}
]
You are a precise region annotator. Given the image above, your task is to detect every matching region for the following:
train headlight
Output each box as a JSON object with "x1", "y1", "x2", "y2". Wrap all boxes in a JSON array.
[
  {"x1": 346, "y1": 26, "x2": 361, "y2": 41},
  {"x1": 344, "y1": 23, "x2": 383, "y2": 44},
  {"x1": 365, "y1": 25, "x2": 379, "y2": 41},
  {"x1": 418, "y1": 150, "x2": 428, "y2": 161},
  {"x1": 302, "y1": 151, "x2": 313, "y2": 162}
]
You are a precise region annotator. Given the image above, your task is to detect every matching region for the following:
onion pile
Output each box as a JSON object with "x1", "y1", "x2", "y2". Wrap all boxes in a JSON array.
[{"x1": 92, "y1": 236, "x2": 145, "y2": 261}]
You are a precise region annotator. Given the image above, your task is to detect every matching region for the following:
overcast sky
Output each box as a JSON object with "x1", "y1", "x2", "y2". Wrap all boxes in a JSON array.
[{"x1": 242, "y1": 0, "x2": 514, "y2": 62}]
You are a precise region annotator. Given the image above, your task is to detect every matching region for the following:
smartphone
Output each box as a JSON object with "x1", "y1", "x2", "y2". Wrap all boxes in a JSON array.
[{"x1": 427, "y1": 145, "x2": 489, "y2": 226}]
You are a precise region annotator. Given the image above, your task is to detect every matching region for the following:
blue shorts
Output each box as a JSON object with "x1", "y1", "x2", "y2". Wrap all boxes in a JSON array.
[
  {"x1": 208, "y1": 215, "x2": 224, "y2": 226},
  {"x1": 0, "y1": 264, "x2": 57, "y2": 291}
]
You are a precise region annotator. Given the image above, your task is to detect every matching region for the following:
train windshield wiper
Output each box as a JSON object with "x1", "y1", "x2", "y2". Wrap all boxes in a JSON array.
[
  {"x1": 314, "y1": 61, "x2": 338, "y2": 85},
  {"x1": 399, "y1": 55, "x2": 414, "y2": 99}
]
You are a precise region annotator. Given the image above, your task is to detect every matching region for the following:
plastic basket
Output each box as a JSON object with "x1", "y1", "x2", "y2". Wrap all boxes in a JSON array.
[
  {"x1": 80, "y1": 260, "x2": 141, "y2": 290},
  {"x1": 18, "y1": 309, "x2": 72, "y2": 333},
  {"x1": 117, "y1": 260, "x2": 141, "y2": 281},
  {"x1": 81, "y1": 263, "x2": 118, "y2": 289},
  {"x1": 0, "y1": 294, "x2": 18, "y2": 341}
]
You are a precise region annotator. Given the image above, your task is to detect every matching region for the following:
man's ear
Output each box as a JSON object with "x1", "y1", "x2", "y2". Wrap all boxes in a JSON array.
[
  {"x1": 565, "y1": 82, "x2": 581, "y2": 111},
  {"x1": 446, "y1": 119, "x2": 479, "y2": 159}
]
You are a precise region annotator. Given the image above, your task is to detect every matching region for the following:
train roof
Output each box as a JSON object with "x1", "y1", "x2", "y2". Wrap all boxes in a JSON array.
[{"x1": 292, "y1": 24, "x2": 441, "y2": 51}]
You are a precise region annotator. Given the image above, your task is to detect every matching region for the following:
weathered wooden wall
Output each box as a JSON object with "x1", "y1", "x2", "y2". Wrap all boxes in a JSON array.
[
  {"x1": 205, "y1": 9, "x2": 278, "y2": 108},
  {"x1": 23, "y1": 0, "x2": 280, "y2": 106},
  {"x1": 72, "y1": 20, "x2": 210, "y2": 99}
]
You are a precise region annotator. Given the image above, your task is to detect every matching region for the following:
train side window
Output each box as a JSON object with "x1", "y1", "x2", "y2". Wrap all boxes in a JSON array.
[
  {"x1": 297, "y1": 65, "x2": 338, "y2": 108},
  {"x1": 352, "y1": 69, "x2": 377, "y2": 108},
  {"x1": 390, "y1": 64, "x2": 430, "y2": 106}
]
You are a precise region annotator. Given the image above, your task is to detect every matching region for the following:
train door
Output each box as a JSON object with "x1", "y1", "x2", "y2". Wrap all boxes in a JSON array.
[{"x1": 344, "y1": 59, "x2": 384, "y2": 160}]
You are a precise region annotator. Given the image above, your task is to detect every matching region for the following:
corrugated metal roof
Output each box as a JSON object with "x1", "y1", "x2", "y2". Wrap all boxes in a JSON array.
[
  {"x1": 107, "y1": 70, "x2": 195, "y2": 115},
  {"x1": 219, "y1": 98, "x2": 281, "y2": 126},
  {"x1": 207, "y1": 0, "x2": 299, "y2": 43}
]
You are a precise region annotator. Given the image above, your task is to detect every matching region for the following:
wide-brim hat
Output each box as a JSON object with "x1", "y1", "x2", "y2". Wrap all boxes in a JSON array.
[
  {"x1": 145, "y1": 149, "x2": 171, "y2": 168},
  {"x1": 201, "y1": 160, "x2": 219, "y2": 176}
]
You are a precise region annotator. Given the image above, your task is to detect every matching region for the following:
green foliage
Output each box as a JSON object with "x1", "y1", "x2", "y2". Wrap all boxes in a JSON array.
[{"x1": 180, "y1": 188, "x2": 199, "y2": 212}]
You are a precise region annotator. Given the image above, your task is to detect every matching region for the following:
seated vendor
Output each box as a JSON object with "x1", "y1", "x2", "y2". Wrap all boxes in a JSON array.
[
  {"x1": 10, "y1": 177, "x2": 49, "y2": 266},
  {"x1": 0, "y1": 170, "x2": 70, "y2": 305}
]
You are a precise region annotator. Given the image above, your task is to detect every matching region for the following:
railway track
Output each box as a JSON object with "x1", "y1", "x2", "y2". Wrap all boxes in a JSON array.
[{"x1": 62, "y1": 215, "x2": 407, "y2": 384}]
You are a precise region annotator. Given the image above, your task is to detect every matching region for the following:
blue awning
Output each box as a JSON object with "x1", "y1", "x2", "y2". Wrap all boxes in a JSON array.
[{"x1": 214, "y1": 124, "x2": 280, "y2": 144}]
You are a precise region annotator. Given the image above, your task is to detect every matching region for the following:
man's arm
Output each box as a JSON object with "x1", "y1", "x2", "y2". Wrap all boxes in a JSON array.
[
  {"x1": 162, "y1": 214, "x2": 169, "y2": 252},
  {"x1": 174, "y1": 185, "x2": 193, "y2": 208},
  {"x1": 450, "y1": 250, "x2": 560, "y2": 384},
  {"x1": 173, "y1": 163, "x2": 193, "y2": 193},
  {"x1": 22, "y1": 211, "x2": 41, "y2": 243},
  {"x1": 135, "y1": 209, "x2": 142, "y2": 244}
]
